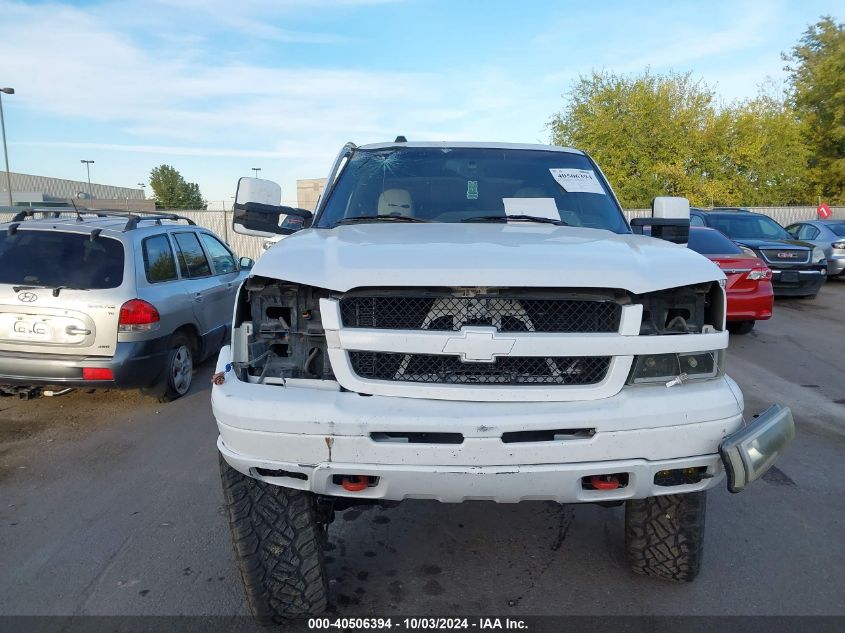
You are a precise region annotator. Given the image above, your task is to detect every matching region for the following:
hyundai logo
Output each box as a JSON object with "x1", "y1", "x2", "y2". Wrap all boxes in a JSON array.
[{"x1": 17, "y1": 292, "x2": 38, "y2": 303}]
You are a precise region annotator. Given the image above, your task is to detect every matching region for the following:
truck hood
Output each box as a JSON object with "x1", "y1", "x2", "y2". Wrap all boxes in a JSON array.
[{"x1": 252, "y1": 223, "x2": 723, "y2": 294}]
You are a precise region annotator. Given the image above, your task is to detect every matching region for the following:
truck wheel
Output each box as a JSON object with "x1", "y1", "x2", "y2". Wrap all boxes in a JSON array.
[
  {"x1": 219, "y1": 455, "x2": 328, "y2": 622},
  {"x1": 625, "y1": 492, "x2": 706, "y2": 583},
  {"x1": 728, "y1": 321, "x2": 754, "y2": 335}
]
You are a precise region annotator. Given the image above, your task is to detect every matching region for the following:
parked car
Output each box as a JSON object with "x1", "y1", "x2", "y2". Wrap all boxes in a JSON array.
[
  {"x1": 212, "y1": 141, "x2": 794, "y2": 620},
  {"x1": 785, "y1": 219, "x2": 845, "y2": 279},
  {"x1": 686, "y1": 227, "x2": 772, "y2": 334},
  {"x1": 0, "y1": 210, "x2": 253, "y2": 401},
  {"x1": 690, "y1": 207, "x2": 826, "y2": 298}
]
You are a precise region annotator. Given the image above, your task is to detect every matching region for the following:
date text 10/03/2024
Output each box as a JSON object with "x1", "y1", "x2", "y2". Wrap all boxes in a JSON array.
[{"x1": 308, "y1": 617, "x2": 529, "y2": 630}]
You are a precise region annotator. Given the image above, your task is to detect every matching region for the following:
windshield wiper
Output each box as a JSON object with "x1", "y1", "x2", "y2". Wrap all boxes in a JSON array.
[
  {"x1": 13, "y1": 285, "x2": 47, "y2": 293},
  {"x1": 334, "y1": 215, "x2": 429, "y2": 226},
  {"x1": 12, "y1": 284, "x2": 90, "y2": 296},
  {"x1": 51, "y1": 286, "x2": 90, "y2": 297},
  {"x1": 461, "y1": 214, "x2": 568, "y2": 226}
]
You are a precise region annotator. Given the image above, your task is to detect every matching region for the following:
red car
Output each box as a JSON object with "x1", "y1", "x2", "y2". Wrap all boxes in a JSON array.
[{"x1": 687, "y1": 226, "x2": 773, "y2": 334}]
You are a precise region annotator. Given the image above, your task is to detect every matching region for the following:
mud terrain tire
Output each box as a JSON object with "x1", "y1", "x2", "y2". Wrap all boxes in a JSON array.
[
  {"x1": 625, "y1": 492, "x2": 706, "y2": 582},
  {"x1": 219, "y1": 455, "x2": 328, "y2": 622}
]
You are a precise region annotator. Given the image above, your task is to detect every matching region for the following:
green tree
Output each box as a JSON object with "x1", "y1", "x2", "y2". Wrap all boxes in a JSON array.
[
  {"x1": 783, "y1": 16, "x2": 845, "y2": 203},
  {"x1": 178, "y1": 182, "x2": 206, "y2": 209},
  {"x1": 149, "y1": 164, "x2": 207, "y2": 209},
  {"x1": 549, "y1": 69, "x2": 815, "y2": 207},
  {"x1": 715, "y1": 90, "x2": 810, "y2": 206},
  {"x1": 549, "y1": 70, "x2": 718, "y2": 208}
]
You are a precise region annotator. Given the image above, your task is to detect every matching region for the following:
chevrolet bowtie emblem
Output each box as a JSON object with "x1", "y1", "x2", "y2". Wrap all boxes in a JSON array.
[{"x1": 442, "y1": 327, "x2": 516, "y2": 362}]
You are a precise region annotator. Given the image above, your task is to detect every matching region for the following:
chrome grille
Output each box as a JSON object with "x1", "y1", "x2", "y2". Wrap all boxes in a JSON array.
[
  {"x1": 348, "y1": 352, "x2": 611, "y2": 385},
  {"x1": 339, "y1": 295, "x2": 621, "y2": 333},
  {"x1": 760, "y1": 249, "x2": 810, "y2": 264}
]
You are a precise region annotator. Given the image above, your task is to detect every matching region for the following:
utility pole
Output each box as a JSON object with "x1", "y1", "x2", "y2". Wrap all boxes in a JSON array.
[
  {"x1": 80, "y1": 160, "x2": 95, "y2": 199},
  {"x1": 0, "y1": 87, "x2": 15, "y2": 207}
]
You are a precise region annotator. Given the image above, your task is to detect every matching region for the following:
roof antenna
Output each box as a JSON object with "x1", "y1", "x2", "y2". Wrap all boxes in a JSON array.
[
  {"x1": 71, "y1": 199, "x2": 82, "y2": 221},
  {"x1": 394, "y1": 135, "x2": 407, "y2": 143}
]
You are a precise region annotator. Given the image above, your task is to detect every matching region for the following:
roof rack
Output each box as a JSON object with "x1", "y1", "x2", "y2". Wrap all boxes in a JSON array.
[
  {"x1": 10, "y1": 208, "x2": 77, "y2": 222},
  {"x1": 120, "y1": 212, "x2": 196, "y2": 231},
  {"x1": 9, "y1": 208, "x2": 196, "y2": 231}
]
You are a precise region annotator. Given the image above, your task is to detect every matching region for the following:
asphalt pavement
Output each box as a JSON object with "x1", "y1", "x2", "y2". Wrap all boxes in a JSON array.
[{"x1": 1, "y1": 282, "x2": 844, "y2": 617}]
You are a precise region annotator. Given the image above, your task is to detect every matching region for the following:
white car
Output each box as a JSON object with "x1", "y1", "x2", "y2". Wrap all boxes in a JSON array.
[{"x1": 213, "y1": 141, "x2": 794, "y2": 621}]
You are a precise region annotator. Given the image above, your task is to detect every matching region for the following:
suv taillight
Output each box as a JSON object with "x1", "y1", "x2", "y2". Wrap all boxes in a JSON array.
[
  {"x1": 119, "y1": 299, "x2": 160, "y2": 332},
  {"x1": 747, "y1": 267, "x2": 772, "y2": 281}
]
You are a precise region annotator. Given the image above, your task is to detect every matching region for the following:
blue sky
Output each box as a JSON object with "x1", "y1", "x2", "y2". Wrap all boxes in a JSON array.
[{"x1": 0, "y1": 0, "x2": 839, "y2": 208}]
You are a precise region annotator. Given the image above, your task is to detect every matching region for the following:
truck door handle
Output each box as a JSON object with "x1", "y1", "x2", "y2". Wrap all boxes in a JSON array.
[
  {"x1": 194, "y1": 292, "x2": 204, "y2": 303},
  {"x1": 65, "y1": 326, "x2": 92, "y2": 335}
]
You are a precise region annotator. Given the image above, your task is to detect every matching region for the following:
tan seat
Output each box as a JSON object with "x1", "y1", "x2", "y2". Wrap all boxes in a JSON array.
[{"x1": 377, "y1": 189, "x2": 414, "y2": 216}]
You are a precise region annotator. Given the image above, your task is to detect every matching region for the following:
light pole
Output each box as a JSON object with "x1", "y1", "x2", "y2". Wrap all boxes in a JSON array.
[
  {"x1": 137, "y1": 182, "x2": 146, "y2": 199},
  {"x1": 0, "y1": 87, "x2": 15, "y2": 207},
  {"x1": 80, "y1": 160, "x2": 95, "y2": 199},
  {"x1": 252, "y1": 167, "x2": 261, "y2": 178}
]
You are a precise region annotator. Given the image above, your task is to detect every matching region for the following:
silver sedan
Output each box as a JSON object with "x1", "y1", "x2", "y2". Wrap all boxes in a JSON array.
[{"x1": 786, "y1": 220, "x2": 845, "y2": 278}]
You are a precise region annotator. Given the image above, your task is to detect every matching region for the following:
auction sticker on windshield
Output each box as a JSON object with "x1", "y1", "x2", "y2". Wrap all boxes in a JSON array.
[
  {"x1": 503, "y1": 197, "x2": 559, "y2": 220},
  {"x1": 550, "y1": 168, "x2": 605, "y2": 194}
]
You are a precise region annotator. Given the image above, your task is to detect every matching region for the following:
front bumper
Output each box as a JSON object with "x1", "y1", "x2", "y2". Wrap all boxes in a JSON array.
[
  {"x1": 0, "y1": 337, "x2": 170, "y2": 390},
  {"x1": 212, "y1": 345, "x2": 779, "y2": 502},
  {"x1": 219, "y1": 437, "x2": 722, "y2": 503},
  {"x1": 720, "y1": 404, "x2": 795, "y2": 493}
]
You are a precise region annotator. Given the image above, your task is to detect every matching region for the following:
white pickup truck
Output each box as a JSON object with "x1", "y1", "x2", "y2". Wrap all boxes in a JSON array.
[{"x1": 212, "y1": 141, "x2": 794, "y2": 622}]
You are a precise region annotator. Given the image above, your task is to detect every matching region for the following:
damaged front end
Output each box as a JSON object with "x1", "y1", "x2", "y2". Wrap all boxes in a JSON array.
[
  {"x1": 637, "y1": 281, "x2": 725, "y2": 335},
  {"x1": 230, "y1": 276, "x2": 335, "y2": 385}
]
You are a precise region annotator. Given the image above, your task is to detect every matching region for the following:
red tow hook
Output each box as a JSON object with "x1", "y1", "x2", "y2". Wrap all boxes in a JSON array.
[
  {"x1": 341, "y1": 475, "x2": 370, "y2": 492},
  {"x1": 590, "y1": 475, "x2": 620, "y2": 490}
]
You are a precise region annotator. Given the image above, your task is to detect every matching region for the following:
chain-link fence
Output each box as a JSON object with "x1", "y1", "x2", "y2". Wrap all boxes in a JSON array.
[{"x1": 2, "y1": 206, "x2": 844, "y2": 262}]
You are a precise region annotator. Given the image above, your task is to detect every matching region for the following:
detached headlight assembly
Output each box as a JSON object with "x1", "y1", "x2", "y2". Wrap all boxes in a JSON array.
[
  {"x1": 812, "y1": 246, "x2": 826, "y2": 264},
  {"x1": 629, "y1": 350, "x2": 724, "y2": 385}
]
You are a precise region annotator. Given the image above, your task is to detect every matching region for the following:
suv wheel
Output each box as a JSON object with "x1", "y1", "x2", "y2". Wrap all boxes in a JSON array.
[
  {"x1": 144, "y1": 332, "x2": 194, "y2": 402},
  {"x1": 625, "y1": 492, "x2": 706, "y2": 583},
  {"x1": 219, "y1": 455, "x2": 328, "y2": 622},
  {"x1": 728, "y1": 320, "x2": 755, "y2": 335}
]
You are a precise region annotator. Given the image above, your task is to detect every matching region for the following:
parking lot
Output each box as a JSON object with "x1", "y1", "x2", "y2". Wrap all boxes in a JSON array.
[{"x1": 1, "y1": 282, "x2": 844, "y2": 618}]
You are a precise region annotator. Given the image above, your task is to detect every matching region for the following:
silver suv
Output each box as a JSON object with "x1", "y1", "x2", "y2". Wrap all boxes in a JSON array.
[{"x1": 0, "y1": 209, "x2": 253, "y2": 401}]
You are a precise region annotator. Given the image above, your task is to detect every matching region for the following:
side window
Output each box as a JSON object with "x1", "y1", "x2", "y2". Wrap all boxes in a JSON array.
[
  {"x1": 200, "y1": 233, "x2": 237, "y2": 275},
  {"x1": 173, "y1": 232, "x2": 212, "y2": 278},
  {"x1": 786, "y1": 224, "x2": 801, "y2": 238},
  {"x1": 142, "y1": 234, "x2": 178, "y2": 283},
  {"x1": 689, "y1": 214, "x2": 706, "y2": 227},
  {"x1": 798, "y1": 225, "x2": 819, "y2": 240}
]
